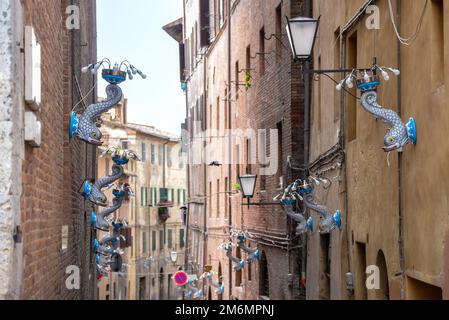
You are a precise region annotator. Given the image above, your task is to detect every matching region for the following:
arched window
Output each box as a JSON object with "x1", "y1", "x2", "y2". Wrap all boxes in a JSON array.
[
  {"x1": 259, "y1": 251, "x2": 269, "y2": 298},
  {"x1": 376, "y1": 250, "x2": 390, "y2": 300}
]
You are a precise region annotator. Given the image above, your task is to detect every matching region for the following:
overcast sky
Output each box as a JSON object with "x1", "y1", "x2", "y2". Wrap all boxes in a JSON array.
[{"x1": 97, "y1": 0, "x2": 185, "y2": 135}]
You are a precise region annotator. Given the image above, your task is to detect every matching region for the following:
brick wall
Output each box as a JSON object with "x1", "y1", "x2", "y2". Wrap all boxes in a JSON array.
[
  {"x1": 192, "y1": 0, "x2": 308, "y2": 300},
  {"x1": 19, "y1": 0, "x2": 96, "y2": 299}
]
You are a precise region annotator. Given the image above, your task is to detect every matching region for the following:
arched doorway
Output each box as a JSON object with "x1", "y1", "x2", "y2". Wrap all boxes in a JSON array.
[
  {"x1": 259, "y1": 251, "x2": 269, "y2": 298},
  {"x1": 217, "y1": 262, "x2": 223, "y2": 300},
  {"x1": 159, "y1": 268, "x2": 165, "y2": 300},
  {"x1": 376, "y1": 250, "x2": 389, "y2": 300}
]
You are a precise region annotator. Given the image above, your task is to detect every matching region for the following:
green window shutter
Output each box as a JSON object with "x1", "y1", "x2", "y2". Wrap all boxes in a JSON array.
[
  {"x1": 142, "y1": 232, "x2": 147, "y2": 253},
  {"x1": 160, "y1": 188, "x2": 168, "y2": 202},
  {"x1": 140, "y1": 187, "x2": 144, "y2": 206},
  {"x1": 177, "y1": 189, "x2": 180, "y2": 204},
  {"x1": 168, "y1": 229, "x2": 173, "y2": 249},
  {"x1": 152, "y1": 231, "x2": 156, "y2": 251},
  {"x1": 159, "y1": 230, "x2": 164, "y2": 250},
  {"x1": 179, "y1": 229, "x2": 185, "y2": 248},
  {"x1": 145, "y1": 187, "x2": 148, "y2": 206},
  {"x1": 149, "y1": 188, "x2": 153, "y2": 206}
]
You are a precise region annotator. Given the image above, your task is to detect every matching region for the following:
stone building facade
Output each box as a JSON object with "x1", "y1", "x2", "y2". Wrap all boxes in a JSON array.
[{"x1": 0, "y1": 0, "x2": 97, "y2": 299}]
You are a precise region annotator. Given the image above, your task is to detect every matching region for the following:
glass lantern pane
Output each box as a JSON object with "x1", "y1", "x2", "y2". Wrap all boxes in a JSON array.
[
  {"x1": 289, "y1": 17, "x2": 318, "y2": 58},
  {"x1": 240, "y1": 175, "x2": 256, "y2": 197}
]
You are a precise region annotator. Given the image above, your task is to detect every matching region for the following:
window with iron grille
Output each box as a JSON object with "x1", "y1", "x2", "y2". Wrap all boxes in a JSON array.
[{"x1": 159, "y1": 230, "x2": 164, "y2": 250}]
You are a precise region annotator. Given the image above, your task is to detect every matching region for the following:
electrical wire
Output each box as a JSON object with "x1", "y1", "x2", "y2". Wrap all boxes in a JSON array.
[
  {"x1": 387, "y1": 0, "x2": 428, "y2": 46},
  {"x1": 72, "y1": 80, "x2": 97, "y2": 112},
  {"x1": 319, "y1": 73, "x2": 360, "y2": 100}
]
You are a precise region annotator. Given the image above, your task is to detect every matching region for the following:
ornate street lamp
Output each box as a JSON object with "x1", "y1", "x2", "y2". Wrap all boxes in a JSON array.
[
  {"x1": 238, "y1": 174, "x2": 257, "y2": 206},
  {"x1": 170, "y1": 251, "x2": 178, "y2": 264},
  {"x1": 285, "y1": 16, "x2": 320, "y2": 60}
]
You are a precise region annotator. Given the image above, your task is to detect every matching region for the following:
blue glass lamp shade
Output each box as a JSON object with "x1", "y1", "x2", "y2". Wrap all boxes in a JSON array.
[
  {"x1": 406, "y1": 117, "x2": 417, "y2": 145},
  {"x1": 91, "y1": 211, "x2": 97, "y2": 226},
  {"x1": 217, "y1": 284, "x2": 225, "y2": 295},
  {"x1": 333, "y1": 209, "x2": 342, "y2": 229},
  {"x1": 253, "y1": 248, "x2": 260, "y2": 260},
  {"x1": 112, "y1": 189, "x2": 125, "y2": 199},
  {"x1": 356, "y1": 80, "x2": 380, "y2": 92},
  {"x1": 112, "y1": 156, "x2": 129, "y2": 166},
  {"x1": 307, "y1": 217, "x2": 313, "y2": 232},
  {"x1": 69, "y1": 112, "x2": 79, "y2": 139},
  {"x1": 80, "y1": 180, "x2": 92, "y2": 199},
  {"x1": 102, "y1": 69, "x2": 127, "y2": 85},
  {"x1": 93, "y1": 239, "x2": 99, "y2": 252}
]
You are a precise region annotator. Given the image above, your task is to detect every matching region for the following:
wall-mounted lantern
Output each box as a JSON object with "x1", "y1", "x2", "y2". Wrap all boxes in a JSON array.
[
  {"x1": 170, "y1": 251, "x2": 178, "y2": 264},
  {"x1": 285, "y1": 16, "x2": 320, "y2": 60},
  {"x1": 238, "y1": 174, "x2": 257, "y2": 206}
]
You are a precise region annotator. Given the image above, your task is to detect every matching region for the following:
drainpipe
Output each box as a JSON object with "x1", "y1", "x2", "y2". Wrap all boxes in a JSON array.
[
  {"x1": 301, "y1": 0, "x2": 313, "y2": 299},
  {"x1": 396, "y1": 0, "x2": 405, "y2": 299},
  {"x1": 227, "y1": 0, "x2": 233, "y2": 300},
  {"x1": 182, "y1": 1, "x2": 190, "y2": 284},
  {"x1": 203, "y1": 52, "x2": 208, "y2": 298}
]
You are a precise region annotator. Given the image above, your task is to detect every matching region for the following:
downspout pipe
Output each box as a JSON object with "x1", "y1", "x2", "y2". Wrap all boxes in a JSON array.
[
  {"x1": 396, "y1": 0, "x2": 405, "y2": 299},
  {"x1": 301, "y1": 0, "x2": 313, "y2": 298},
  {"x1": 227, "y1": 0, "x2": 233, "y2": 300}
]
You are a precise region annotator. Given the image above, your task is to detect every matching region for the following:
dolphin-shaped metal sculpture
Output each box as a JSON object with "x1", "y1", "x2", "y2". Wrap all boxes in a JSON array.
[
  {"x1": 223, "y1": 242, "x2": 245, "y2": 272},
  {"x1": 298, "y1": 180, "x2": 341, "y2": 234},
  {"x1": 236, "y1": 234, "x2": 260, "y2": 263},
  {"x1": 80, "y1": 164, "x2": 124, "y2": 207},
  {"x1": 70, "y1": 84, "x2": 123, "y2": 145}
]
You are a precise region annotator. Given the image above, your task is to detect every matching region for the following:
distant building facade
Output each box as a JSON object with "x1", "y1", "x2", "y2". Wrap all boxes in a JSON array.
[{"x1": 97, "y1": 106, "x2": 187, "y2": 300}]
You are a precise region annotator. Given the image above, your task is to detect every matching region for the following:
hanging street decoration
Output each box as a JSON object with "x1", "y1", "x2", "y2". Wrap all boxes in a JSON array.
[
  {"x1": 91, "y1": 183, "x2": 134, "y2": 231},
  {"x1": 100, "y1": 146, "x2": 141, "y2": 164},
  {"x1": 243, "y1": 71, "x2": 252, "y2": 91},
  {"x1": 276, "y1": 184, "x2": 308, "y2": 236},
  {"x1": 73, "y1": 58, "x2": 146, "y2": 280},
  {"x1": 221, "y1": 242, "x2": 245, "y2": 272},
  {"x1": 70, "y1": 59, "x2": 146, "y2": 145},
  {"x1": 183, "y1": 275, "x2": 204, "y2": 300},
  {"x1": 336, "y1": 63, "x2": 417, "y2": 152},
  {"x1": 95, "y1": 219, "x2": 127, "y2": 275},
  {"x1": 298, "y1": 178, "x2": 341, "y2": 234},
  {"x1": 279, "y1": 178, "x2": 341, "y2": 234},
  {"x1": 236, "y1": 233, "x2": 260, "y2": 263},
  {"x1": 200, "y1": 270, "x2": 225, "y2": 295},
  {"x1": 80, "y1": 164, "x2": 124, "y2": 207}
]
